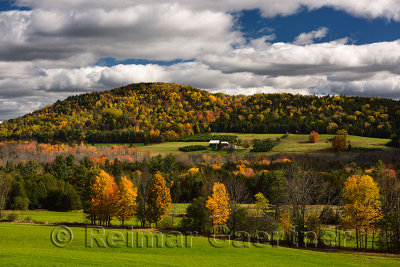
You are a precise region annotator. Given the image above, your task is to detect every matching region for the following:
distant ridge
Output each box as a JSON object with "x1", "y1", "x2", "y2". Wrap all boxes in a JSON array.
[{"x1": 0, "y1": 82, "x2": 399, "y2": 143}]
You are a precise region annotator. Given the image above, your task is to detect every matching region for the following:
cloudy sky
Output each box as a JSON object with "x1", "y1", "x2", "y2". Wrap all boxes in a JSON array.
[{"x1": 1, "y1": 0, "x2": 400, "y2": 121}]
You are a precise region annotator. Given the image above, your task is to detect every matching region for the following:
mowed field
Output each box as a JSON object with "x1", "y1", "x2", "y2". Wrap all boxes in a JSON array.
[
  {"x1": 96, "y1": 133, "x2": 394, "y2": 156},
  {"x1": 1, "y1": 223, "x2": 400, "y2": 267},
  {"x1": 2, "y1": 204, "x2": 189, "y2": 225},
  {"x1": 0, "y1": 209, "x2": 382, "y2": 250}
]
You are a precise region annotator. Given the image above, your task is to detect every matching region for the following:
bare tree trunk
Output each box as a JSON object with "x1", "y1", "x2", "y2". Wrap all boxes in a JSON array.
[
  {"x1": 356, "y1": 228, "x2": 359, "y2": 249},
  {"x1": 284, "y1": 162, "x2": 319, "y2": 248},
  {"x1": 224, "y1": 176, "x2": 249, "y2": 238},
  {"x1": 372, "y1": 229, "x2": 375, "y2": 251},
  {"x1": 171, "y1": 203, "x2": 174, "y2": 226},
  {"x1": 0, "y1": 173, "x2": 12, "y2": 218}
]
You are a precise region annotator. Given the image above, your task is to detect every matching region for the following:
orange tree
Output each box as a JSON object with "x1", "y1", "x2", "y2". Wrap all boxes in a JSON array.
[
  {"x1": 309, "y1": 131, "x2": 319, "y2": 143},
  {"x1": 116, "y1": 177, "x2": 138, "y2": 226},
  {"x1": 341, "y1": 175, "x2": 382, "y2": 249},
  {"x1": 332, "y1": 129, "x2": 348, "y2": 151},
  {"x1": 206, "y1": 182, "x2": 230, "y2": 230},
  {"x1": 90, "y1": 170, "x2": 119, "y2": 226},
  {"x1": 145, "y1": 172, "x2": 171, "y2": 227}
]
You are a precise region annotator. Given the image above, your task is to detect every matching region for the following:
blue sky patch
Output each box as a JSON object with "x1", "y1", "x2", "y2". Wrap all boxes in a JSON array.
[
  {"x1": 95, "y1": 58, "x2": 195, "y2": 67},
  {"x1": 0, "y1": 0, "x2": 30, "y2": 11},
  {"x1": 237, "y1": 8, "x2": 400, "y2": 45}
]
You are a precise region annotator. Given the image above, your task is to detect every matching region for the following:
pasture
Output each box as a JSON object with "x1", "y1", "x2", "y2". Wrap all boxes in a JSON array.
[
  {"x1": 0, "y1": 209, "x2": 392, "y2": 251},
  {"x1": 1, "y1": 223, "x2": 400, "y2": 267},
  {"x1": 1, "y1": 204, "x2": 189, "y2": 226},
  {"x1": 104, "y1": 133, "x2": 394, "y2": 156}
]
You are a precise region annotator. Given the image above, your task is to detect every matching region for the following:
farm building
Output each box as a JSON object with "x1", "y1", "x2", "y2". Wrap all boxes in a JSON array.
[
  {"x1": 209, "y1": 140, "x2": 235, "y2": 149},
  {"x1": 221, "y1": 141, "x2": 229, "y2": 147},
  {"x1": 209, "y1": 140, "x2": 220, "y2": 148}
]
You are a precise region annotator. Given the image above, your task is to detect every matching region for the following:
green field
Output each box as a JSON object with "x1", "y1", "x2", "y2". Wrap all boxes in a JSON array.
[
  {"x1": 1, "y1": 223, "x2": 399, "y2": 267},
  {"x1": 2, "y1": 204, "x2": 189, "y2": 225},
  {"x1": 0, "y1": 209, "x2": 390, "y2": 250},
  {"x1": 95, "y1": 133, "x2": 394, "y2": 156},
  {"x1": 0, "y1": 209, "x2": 389, "y2": 250}
]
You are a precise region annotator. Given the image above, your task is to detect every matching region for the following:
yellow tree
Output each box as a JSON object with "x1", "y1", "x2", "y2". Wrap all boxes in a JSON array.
[
  {"x1": 341, "y1": 175, "x2": 382, "y2": 249},
  {"x1": 145, "y1": 172, "x2": 171, "y2": 227},
  {"x1": 254, "y1": 192, "x2": 270, "y2": 216},
  {"x1": 279, "y1": 211, "x2": 292, "y2": 241},
  {"x1": 91, "y1": 170, "x2": 119, "y2": 226},
  {"x1": 116, "y1": 177, "x2": 138, "y2": 226},
  {"x1": 206, "y1": 182, "x2": 230, "y2": 229}
]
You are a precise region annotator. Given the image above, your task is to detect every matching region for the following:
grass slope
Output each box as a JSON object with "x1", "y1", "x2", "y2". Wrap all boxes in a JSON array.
[
  {"x1": 2, "y1": 205, "x2": 189, "y2": 225},
  {"x1": 98, "y1": 133, "x2": 393, "y2": 156},
  {"x1": 0, "y1": 223, "x2": 399, "y2": 267}
]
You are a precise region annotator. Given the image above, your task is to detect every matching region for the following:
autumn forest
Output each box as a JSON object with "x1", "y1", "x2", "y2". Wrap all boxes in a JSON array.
[{"x1": 0, "y1": 83, "x2": 399, "y2": 145}]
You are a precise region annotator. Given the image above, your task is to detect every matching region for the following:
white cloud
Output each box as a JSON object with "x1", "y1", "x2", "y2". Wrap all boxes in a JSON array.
[
  {"x1": 293, "y1": 27, "x2": 328, "y2": 45},
  {"x1": 201, "y1": 40, "x2": 400, "y2": 76},
  {"x1": 0, "y1": 5, "x2": 240, "y2": 63},
  {"x1": 0, "y1": 0, "x2": 399, "y2": 121},
  {"x1": 15, "y1": 0, "x2": 400, "y2": 21}
]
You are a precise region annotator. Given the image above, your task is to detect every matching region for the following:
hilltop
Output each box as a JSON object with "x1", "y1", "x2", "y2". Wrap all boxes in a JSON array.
[{"x1": 0, "y1": 82, "x2": 400, "y2": 144}]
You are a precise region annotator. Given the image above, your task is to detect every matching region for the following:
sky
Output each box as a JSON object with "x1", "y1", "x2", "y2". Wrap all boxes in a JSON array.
[{"x1": 1, "y1": 1, "x2": 400, "y2": 122}]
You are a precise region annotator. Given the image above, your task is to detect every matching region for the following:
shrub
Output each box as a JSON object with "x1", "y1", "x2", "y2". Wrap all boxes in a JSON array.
[
  {"x1": 389, "y1": 133, "x2": 400, "y2": 147},
  {"x1": 181, "y1": 197, "x2": 210, "y2": 233},
  {"x1": 319, "y1": 206, "x2": 339, "y2": 225},
  {"x1": 23, "y1": 216, "x2": 33, "y2": 223},
  {"x1": 7, "y1": 213, "x2": 18, "y2": 222},
  {"x1": 178, "y1": 145, "x2": 208, "y2": 152},
  {"x1": 309, "y1": 131, "x2": 319, "y2": 143},
  {"x1": 228, "y1": 206, "x2": 249, "y2": 235},
  {"x1": 242, "y1": 140, "x2": 250, "y2": 148},
  {"x1": 12, "y1": 196, "x2": 29, "y2": 210},
  {"x1": 241, "y1": 214, "x2": 278, "y2": 237},
  {"x1": 158, "y1": 217, "x2": 174, "y2": 229},
  {"x1": 251, "y1": 139, "x2": 276, "y2": 152}
]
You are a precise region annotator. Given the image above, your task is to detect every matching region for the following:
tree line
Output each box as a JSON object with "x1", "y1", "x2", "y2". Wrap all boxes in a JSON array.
[{"x1": 0, "y1": 151, "x2": 399, "y2": 252}]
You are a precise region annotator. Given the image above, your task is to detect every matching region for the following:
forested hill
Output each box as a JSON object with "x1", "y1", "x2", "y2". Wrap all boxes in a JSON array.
[{"x1": 1, "y1": 82, "x2": 400, "y2": 144}]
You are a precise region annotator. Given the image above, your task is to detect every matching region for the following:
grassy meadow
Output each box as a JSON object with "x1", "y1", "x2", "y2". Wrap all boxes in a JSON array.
[
  {"x1": 1, "y1": 223, "x2": 400, "y2": 267},
  {"x1": 0, "y1": 209, "x2": 392, "y2": 251},
  {"x1": 1, "y1": 204, "x2": 189, "y2": 225},
  {"x1": 104, "y1": 133, "x2": 394, "y2": 156}
]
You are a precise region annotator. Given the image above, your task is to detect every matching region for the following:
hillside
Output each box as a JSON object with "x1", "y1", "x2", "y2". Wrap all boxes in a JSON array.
[{"x1": 1, "y1": 82, "x2": 400, "y2": 144}]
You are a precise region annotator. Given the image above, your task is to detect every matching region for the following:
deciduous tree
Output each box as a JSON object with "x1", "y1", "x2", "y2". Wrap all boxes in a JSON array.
[
  {"x1": 285, "y1": 162, "x2": 319, "y2": 247},
  {"x1": 116, "y1": 177, "x2": 138, "y2": 226},
  {"x1": 0, "y1": 173, "x2": 13, "y2": 217},
  {"x1": 254, "y1": 192, "x2": 270, "y2": 216},
  {"x1": 341, "y1": 174, "x2": 382, "y2": 249},
  {"x1": 145, "y1": 172, "x2": 171, "y2": 227},
  {"x1": 206, "y1": 182, "x2": 230, "y2": 229},
  {"x1": 332, "y1": 129, "x2": 348, "y2": 151},
  {"x1": 90, "y1": 170, "x2": 118, "y2": 226},
  {"x1": 309, "y1": 131, "x2": 319, "y2": 143}
]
